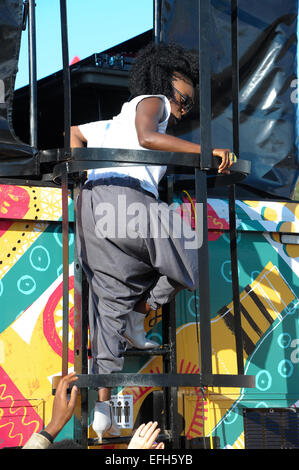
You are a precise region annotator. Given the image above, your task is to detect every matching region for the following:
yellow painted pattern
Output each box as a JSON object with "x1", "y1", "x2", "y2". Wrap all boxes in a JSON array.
[
  {"x1": 23, "y1": 186, "x2": 66, "y2": 221},
  {"x1": 232, "y1": 431, "x2": 245, "y2": 449},
  {"x1": 0, "y1": 387, "x2": 43, "y2": 447},
  {"x1": 0, "y1": 221, "x2": 48, "y2": 279},
  {"x1": 0, "y1": 185, "x2": 68, "y2": 222},
  {"x1": 0, "y1": 281, "x2": 75, "y2": 431},
  {"x1": 285, "y1": 244, "x2": 299, "y2": 259},
  {"x1": 0, "y1": 185, "x2": 72, "y2": 280},
  {"x1": 262, "y1": 207, "x2": 277, "y2": 222},
  {"x1": 242, "y1": 200, "x2": 299, "y2": 233}
]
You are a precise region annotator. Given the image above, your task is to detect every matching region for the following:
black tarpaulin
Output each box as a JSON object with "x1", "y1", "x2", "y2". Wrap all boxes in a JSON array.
[
  {"x1": 0, "y1": 0, "x2": 37, "y2": 175},
  {"x1": 161, "y1": 0, "x2": 299, "y2": 199}
]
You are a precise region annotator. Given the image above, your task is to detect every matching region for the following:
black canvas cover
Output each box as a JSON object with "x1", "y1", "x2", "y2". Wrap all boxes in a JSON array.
[
  {"x1": 161, "y1": 0, "x2": 299, "y2": 199},
  {"x1": 0, "y1": 0, "x2": 37, "y2": 176}
]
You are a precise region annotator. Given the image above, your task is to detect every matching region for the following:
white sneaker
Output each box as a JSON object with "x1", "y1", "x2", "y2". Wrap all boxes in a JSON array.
[
  {"x1": 92, "y1": 401, "x2": 120, "y2": 443},
  {"x1": 124, "y1": 310, "x2": 160, "y2": 349}
]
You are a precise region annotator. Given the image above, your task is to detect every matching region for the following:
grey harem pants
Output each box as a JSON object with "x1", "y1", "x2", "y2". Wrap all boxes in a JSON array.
[{"x1": 76, "y1": 177, "x2": 199, "y2": 375}]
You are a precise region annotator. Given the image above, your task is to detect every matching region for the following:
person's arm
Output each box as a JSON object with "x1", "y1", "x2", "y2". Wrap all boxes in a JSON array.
[
  {"x1": 22, "y1": 432, "x2": 53, "y2": 449},
  {"x1": 43, "y1": 372, "x2": 79, "y2": 440},
  {"x1": 23, "y1": 372, "x2": 79, "y2": 449},
  {"x1": 135, "y1": 97, "x2": 232, "y2": 174},
  {"x1": 71, "y1": 125, "x2": 86, "y2": 148}
]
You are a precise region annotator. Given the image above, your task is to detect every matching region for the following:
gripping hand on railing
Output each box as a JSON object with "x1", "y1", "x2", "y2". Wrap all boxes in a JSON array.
[
  {"x1": 44, "y1": 372, "x2": 79, "y2": 440},
  {"x1": 212, "y1": 148, "x2": 236, "y2": 174}
]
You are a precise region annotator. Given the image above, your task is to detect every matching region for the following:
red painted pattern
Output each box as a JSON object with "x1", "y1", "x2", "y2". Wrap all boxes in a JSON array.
[
  {"x1": 43, "y1": 276, "x2": 74, "y2": 364},
  {"x1": 0, "y1": 185, "x2": 30, "y2": 221},
  {"x1": 0, "y1": 366, "x2": 43, "y2": 448}
]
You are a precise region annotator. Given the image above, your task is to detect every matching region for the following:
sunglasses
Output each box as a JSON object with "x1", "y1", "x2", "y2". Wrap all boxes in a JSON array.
[{"x1": 172, "y1": 86, "x2": 194, "y2": 114}]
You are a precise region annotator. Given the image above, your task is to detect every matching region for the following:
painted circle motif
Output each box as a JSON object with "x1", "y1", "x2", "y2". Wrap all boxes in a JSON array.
[
  {"x1": 43, "y1": 276, "x2": 74, "y2": 363},
  {"x1": 54, "y1": 225, "x2": 74, "y2": 247},
  {"x1": 277, "y1": 333, "x2": 292, "y2": 349},
  {"x1": 223, "y1": 408, "x2": 239, "y2": 425},
  {"x1": 187, "y1": 294, "x2": 200, "y2": 318},
  {"x1": 17, "y1": 275, "x2": 36, "y2": 295},
  {"x1": 221, "y1": 260, "x2": 233, "y2": 282},
  {"x1": 255, "y1": 402, "x2": 268, "y2": 408},
  {"x1": 255, "y1": 370, "x2": 272, "y2": 391},
  {"x1": 29, "y1": 245, "x2": 50, "y2": 272},
  {"x1": 278, "y1": 359, "x2": 294, "y2": 378}
]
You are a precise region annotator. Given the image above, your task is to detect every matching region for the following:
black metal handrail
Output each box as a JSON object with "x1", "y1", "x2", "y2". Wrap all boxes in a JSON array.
[
  {"x1": 44, "y1": 147, "x2": 251, "y2": 182},
  {"x1": 72, "y1": 372, "x2": 255, "y2": 389}
]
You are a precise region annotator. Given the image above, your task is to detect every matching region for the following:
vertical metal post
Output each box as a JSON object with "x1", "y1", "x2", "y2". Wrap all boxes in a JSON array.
[
  {"x1": 79, "y1": 273, "x2": 89, "y2": 447},
  {"x1": 154, "y1": 0, "x2": 162, "y2": 44},
  {"x1": 164, "y1": 176, "x2": 179, "y2": 449},
  {"x1": 199, "y1": 0, "x2": 212, "y2": 170},
  {"x1": 28, "y1": 0, "x2": 37, "y2": 148},
  {"x1": 59, "y1": 0, "x2": 71, "y2": 376},
  {"x1": 196, "y1": 169, "x2": 212, "y2": 381},
  {"x1": 73, "y1": 183, "x2": 89, "y2": 448},
  {"x1": 61, "y1": 163, "x2": 69, "y2": 377},
  {"x1": 229, "y1": 0, "x2": 244, "y2": 374},
  {"x1": 161, "y1": 301, "x2": 179, "y2": 448},
  {"x1": 197, "y1": 0, "x2": 213, "y2": 380},
  {"x1": 60, "y1": 0, "x2": 71, "y2": 156},
  {"x1": 231, "y1": 0, "x2": 240, "y2": 158}
]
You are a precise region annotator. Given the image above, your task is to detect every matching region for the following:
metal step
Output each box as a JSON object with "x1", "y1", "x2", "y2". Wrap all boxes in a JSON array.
[
  {"x1": 123, "y1": 346, "x2": 170, "y2": 357},
  {"x1": 87, "y1": 432, "x2": 170, "y2": 447},
  {"x1": 88, "y1": 346, "x2": 170, "y2": 357},
  {"x1": 68, "y1": 372, "x2": 255, "y2": 389}
]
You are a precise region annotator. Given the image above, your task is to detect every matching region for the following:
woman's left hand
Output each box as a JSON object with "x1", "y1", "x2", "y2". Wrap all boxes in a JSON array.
[{"x1": 212, "y1": 148, "x2": 233, "y2": 174}]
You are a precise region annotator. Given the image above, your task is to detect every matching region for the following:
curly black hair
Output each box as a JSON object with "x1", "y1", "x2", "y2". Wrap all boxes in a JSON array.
[{"x1": 128, "y1": 42, "x2": 199, "y2": 99}]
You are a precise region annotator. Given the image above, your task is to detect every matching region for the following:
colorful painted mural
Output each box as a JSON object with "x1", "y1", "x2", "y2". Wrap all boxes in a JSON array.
[
  {"x1": 119, "y1": 196, "x2": 299, "y2": 449},
  {"x1": 0, "y1": 185, "x2": 74, "y2": 448},
  {"x1": 0, "y1": 184, "x2": 298, "y2": 448}
]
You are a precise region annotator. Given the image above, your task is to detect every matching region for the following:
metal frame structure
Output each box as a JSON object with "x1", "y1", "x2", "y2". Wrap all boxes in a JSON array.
[
  {"x1": 2, "y1": 0, "x2": 255, "y2": 449},
  {"x1": 46, "y1": 0, "x2": 255, "y2": 449}
]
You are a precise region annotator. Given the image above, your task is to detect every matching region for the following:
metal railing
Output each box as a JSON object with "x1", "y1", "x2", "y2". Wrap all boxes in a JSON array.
[{"x1": 54, "y1": 0, "x2": 253, "y2": 389}]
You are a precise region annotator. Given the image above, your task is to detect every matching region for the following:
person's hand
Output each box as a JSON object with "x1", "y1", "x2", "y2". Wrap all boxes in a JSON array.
[
  {"x1": 44, "y1": 372, "x2": 79, "y2": 440},
  {"x1": 212, "y1": 148, "x2": 233, "y2": 174},
  {"x1": 128, "y1": 421, "x2": 164, "y2": 449}
]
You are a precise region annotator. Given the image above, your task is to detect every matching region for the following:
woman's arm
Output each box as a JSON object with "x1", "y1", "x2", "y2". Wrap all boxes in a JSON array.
[
  {"x1": 135, "y1": 97, "x2": 231, "y2": 173},
  {"x1": 70, "y1": 125, "x2": 86, "y2": 147}
]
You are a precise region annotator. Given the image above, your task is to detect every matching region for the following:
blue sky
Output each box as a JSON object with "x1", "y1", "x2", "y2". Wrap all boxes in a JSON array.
[{"x1": 15, "y1": 0, "x2": 153, "y2": 89}]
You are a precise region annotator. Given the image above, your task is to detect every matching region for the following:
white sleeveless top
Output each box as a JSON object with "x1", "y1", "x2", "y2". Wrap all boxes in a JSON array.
[{"x1": 78, "y1": 95, "x2": 171, "y2": 198}]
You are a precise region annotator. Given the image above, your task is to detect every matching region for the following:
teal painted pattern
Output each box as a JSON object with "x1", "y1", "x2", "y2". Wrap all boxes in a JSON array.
[{"x1": 0, "y1": 223, "x2": 74, "y2": 334}]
